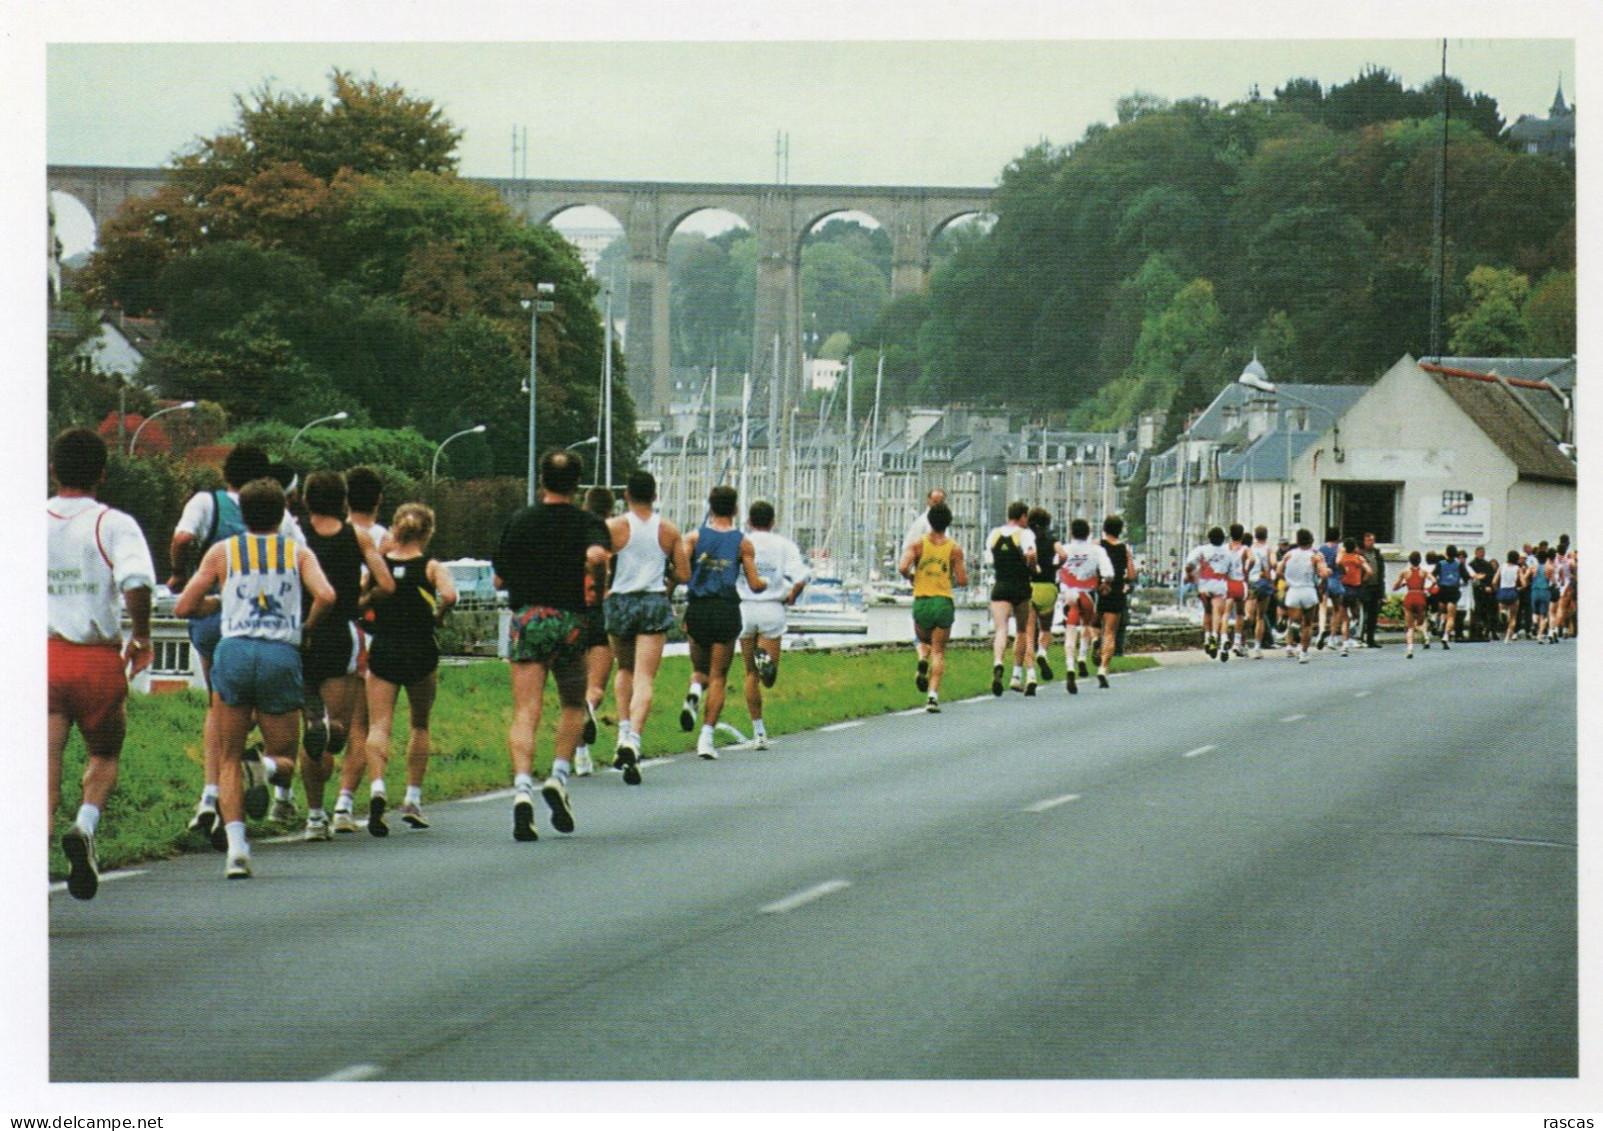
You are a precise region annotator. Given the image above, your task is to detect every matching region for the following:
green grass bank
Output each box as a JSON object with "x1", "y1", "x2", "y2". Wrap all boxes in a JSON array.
[{"x1": 50, "y1": 645, "x2": 1156, "y2": 876}]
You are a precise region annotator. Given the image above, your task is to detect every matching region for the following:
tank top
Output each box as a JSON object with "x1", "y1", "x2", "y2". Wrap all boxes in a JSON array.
[
  {"x1": 1101, "y1": 539, "x2": 1131, "y2": 598},
  {"x1": 913, "y1": 535, "x2": 956, "y2": 599},
  {"x1": 220, "y1": 533, "x2": 303, "y2": 644},
  {"x1": 688, "y1": 525, "x2": 743, "y2": 600},
  {"x1": 990, "y1": 526, "x2": 1032, "y2": 590},
  {"x1": 1498, "y1": 563, "x2": 1522, "y2": 590},
  {"x1": 304, "y1": 521, "x2": 363, "y2": 625},
  {"x1": 370, "y1": 554, "x2": 438, "y2": 649},
  {"x1": 1531, "y1": 563, "x2": 1551, "y2": 597},
  {"x1": 1436, "y1": 557, "x2": 1462, "y2": 587},
  {"x1": 1028, "y1": 527, "x2": 1057, "y2": 584},
  {"x1": 1282, "y1": 548, "x2": 1319, "y2": 588},
  {"x1": 1403, "y1": 567, "x2": 1430, "y2": 594},
  {"x1": 612, "y1": 510, "x2": 667, "y2": 595}
]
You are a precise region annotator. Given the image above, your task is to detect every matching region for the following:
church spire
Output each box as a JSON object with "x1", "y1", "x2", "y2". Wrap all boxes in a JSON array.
[{"x1": 1552, "y1": 76, "x2": 1569, "y2": 117}]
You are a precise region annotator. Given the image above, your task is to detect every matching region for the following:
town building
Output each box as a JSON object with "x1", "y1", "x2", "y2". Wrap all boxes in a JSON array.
[{"x1": 1507, "y1": 83, "x2": 1576, "y2": 161}]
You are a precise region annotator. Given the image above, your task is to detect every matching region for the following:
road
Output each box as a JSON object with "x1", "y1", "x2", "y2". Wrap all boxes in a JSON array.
[{"x1": 49, "y1": 640, "x2": 1576, "y2": 1082}]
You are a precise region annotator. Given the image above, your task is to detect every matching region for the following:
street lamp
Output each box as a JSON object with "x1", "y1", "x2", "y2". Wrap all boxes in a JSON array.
[
  {"x1": 290, "y1": 410, "x2": 348, "y2": 450},
  {"x1": 522, "y1": 282, "x2": 557, "y2": 505},
  {"x1": 1237, "y1": 360, "x2": 1343, "y2": 537},
  {"x1": 430, "y1": 424, "x2": 487, "y2": 483},
  {"x1": 566, "y1": 435, "x2": 600, "y2": 452},
  {"x1": 128, "y1": 400, "x2": 197, "y2": 456}
]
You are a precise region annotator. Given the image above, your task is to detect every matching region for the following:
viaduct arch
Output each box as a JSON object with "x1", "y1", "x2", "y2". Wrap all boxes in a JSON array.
[{"x1": 48, "y1": 165, "x2": 994, "y2": 415}]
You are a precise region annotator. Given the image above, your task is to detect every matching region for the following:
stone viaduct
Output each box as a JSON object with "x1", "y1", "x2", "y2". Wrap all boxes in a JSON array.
[{"x1": 48, "y1": 165, "x2": 994, "y2": 415}]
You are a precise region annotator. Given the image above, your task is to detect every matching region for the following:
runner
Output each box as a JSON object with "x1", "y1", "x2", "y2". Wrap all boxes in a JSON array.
[
  {"x1": 679, "y1": 485, "x2": 767, "y2": 758},
  {"x1": 738, "y1": 500, "x2": 811, "y2": 747},
  {"x1": 1495, "y1": 550, "x2": 1525, "y2": 644},
  {"x1": 1552, "y1": 539, "x2": 1574, "y2": 641},
  {"x1": 604, "y1": 470, "x2": 688, "y2": 785},
  {"x1": 494, "y1": 450, "x2": 611, "y2": 840},
  {"x1": 1333, "y1": 537, "x2": 1371, "y2": 656},
  {"x1": 1391, "y1": 551, "x2": 1434, "y2": 658},
  {"x1": 1245, "y1": 526, "x2": 1278, "y2": 657},
  {"x1": 1276, "y1": 528, "x2": 1329, "y2": 664},
  {"x1": 1225, "y1": 523, "x2": 1251, "y2": 657},
  {"x1": 1530, "y1": 548, "x2": 1555, "y2": 643},
  {"x1": 573, "y1": 486, "x2": 616, "y2": 777},
  {"x1": 1184, "y1": 527, "x2": 1238, "y2": 662},
  {"x1": 48, "y1": 429, "x2": 156, "y2": 900},
  {"x1": 898, "y1": 502, "x2": 967, "y2": 712},
  {"x1": 986, "y1": 502, "x2": 1037, "y2": 696},
  {"x1": 174, "y1": 478, "x2": 335, "y2": 878},
  {"x1": 296, "y1": 471, "x2": 393, "y2": 841},
  {"x1": 1024, "y1": 507, "x2": 1063, "y2": 694},
  {"x1": 901, "y1": 489, "x2": 948, "y2": 555},
  {"x1": 362, "y1": 503, "x2": 457, "y2": 835},
  {"x1": 1433, "y1": 543, "x2": 1464, "y2": 649},
  {"x1": 1315, "y1": 527, "x2": 1346, "y2": 651},
  {"x1": 169, "y1": 444, "x2": 299, "y2": 842},
  {"x1": 1095, "y1": 515, "x2": 1135, "y2": 688},
  {"x1": 332, "y1": 466, "x2": 388, "y2": 832},
  {"x1": 1057, "y1": 518, "x2": 1112, "y2": 693}
]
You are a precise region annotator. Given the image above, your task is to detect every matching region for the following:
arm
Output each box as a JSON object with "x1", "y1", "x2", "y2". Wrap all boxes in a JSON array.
[
  {"x1": 427, "y1": 559, "x2": 459, "y2": 624},
  {"x1": 672, "y1": 527, "x2": 694, "y2": 593},
  {"x1": 174, "y1": 544, "x2": 228, "y2": 620},
  {"x1": 297, "y1": 547, "x2": 336, "y2": 634},
  {"x1": 739, "y1": 537, "x2": 767, "y2": 592},
  {"x1": 168, "y1": 531, "x2": 198, "y2": 591},
  {"x1": 897, "y1": 541, "x2": 920, "y2": 580},
  {"x1": 123, "y1": 585, "x2": 153, "y2": 676},
  {"x1": 356, "y1": 528, "x2": 396, "y2": 597},
  {"x1": 609, "y1": 514, "x2": 631, "y2": 553},
  {"x1": 951, "y1": 544, "x2": 969, "y2": 588}
]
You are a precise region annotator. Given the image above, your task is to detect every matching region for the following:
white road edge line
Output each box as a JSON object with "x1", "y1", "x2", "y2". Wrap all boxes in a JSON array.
[
  {"x1": 1181, "y1": 744, "x2": 1217, "y2": 759},
  {"x1": 760, "y1": 879, "x2": 852, "y2": 915},
  {"x1": 1024, "y1": 793, "x2": 1081, "y2": 813},
  {"x1": 321, "y1": 1063, "x2": 384, "y2": 1082},
  {"x1": 820, "y1": 720, "x2": 864, "y2": 733},
  {"x1": 1354, "y1": 691, "x2": 1372, "y2": 698},
  {"x1": 1280, "y1": 713, "x2": 1308, "y2": 722},
  {"x1": 49, "y1": 869, "x2": 147, "y2": 895}
]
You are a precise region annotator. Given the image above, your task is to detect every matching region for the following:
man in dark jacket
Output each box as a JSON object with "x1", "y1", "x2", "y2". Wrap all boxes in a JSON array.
[{"x1": 1359, "y1": 531, "x2": 1385, "y2": 648}]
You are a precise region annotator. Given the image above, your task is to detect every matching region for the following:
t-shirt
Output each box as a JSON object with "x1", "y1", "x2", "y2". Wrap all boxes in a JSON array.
[
  {"x1": 1057, "y1": 538, "x2": 1113, "y2": 589},
  {"x1": 494, "y1": 501, "x2": 610, "y2": 613},
  {"x1": 1187, "y1": 542, "x2": 1241, "y2": 582},
  {"x1": 1281, "y1": 547, "x2": 1321, "y2": 588},
  {"x1": 741, "y1": 530, "x2": 809, "y2": 603},
  {"x1": 48, "y1": 496, "x2": 156, "y2": 645},
  {"x1": 176, "y1": 489, "x2": 304, "y2": 548},
  {"x1": 1337, "y1": 552, "x2": 1367, "y2": 589}
]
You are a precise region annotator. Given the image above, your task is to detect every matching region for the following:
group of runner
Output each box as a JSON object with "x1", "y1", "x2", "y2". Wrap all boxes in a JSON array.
[{"x1": 47, "y1": 426, "x2": 1577, "y2": 895}]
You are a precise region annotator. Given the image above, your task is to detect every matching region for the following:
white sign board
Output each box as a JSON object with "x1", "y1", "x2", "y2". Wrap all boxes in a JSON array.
[{"x1": 1418, "y1": 494, "x2": 1490, "y2": 545}]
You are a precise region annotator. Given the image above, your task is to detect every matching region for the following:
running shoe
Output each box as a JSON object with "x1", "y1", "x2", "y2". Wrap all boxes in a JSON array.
[
  {"x1": 399, "y1": 802, "x2": 430, "y2": 829},
  {"x1": 679, "y1": 691, "x2": 700, "y2": 732},
  {"x1": 304, "y1": 813, "x2": 332, "y2": 841},
  {"x1": 1234, "y1": 643, "x2": 1247, "y2": 657},
  {"x1": 1078, "y1": 659, "x2": 1090, "y2": 678},
  {"x1": 1065, "y1": 668, "x2": 1078, "y2": 694},
  {"x1": 512, "y1": 789, "x2": 539, "y2": 841},
  {"x1": 209, "y1": 819, "x2": 228, "y2": 852},
  {"x1": 269, "y1": 796, "x2": 297, "y2": 824},
  {"x1": 755, "y1": 651, "x2": 778, "y2": 689},
  {"x1": 541, "y1": 778, "x2": 575, "y2": 834},
  {"x1": 187, "y1": 800, "x2": 219, "y2": 839},
  {"x1": 754, "y1": 732, "x2": 771, "y2": 751},
  {"x1": 331, "y1": 808, "x2": 359, "y2": 834},
  {"x1": 1036, "y1": 652, "x2": 1054, "y2": 681},
  {"x1": 615, "y1": 741, "x2": 642, "y2": 786},
  {"x1": 241, "y1": 749, "x2": 271, "y2": 821},
  {"x1": 1423, "y1": 639, "x2": 1431, "y2": 650},
  {"x1": 574, "y1": 748, "x2": 594, "y2": 777},
  {"x1": 915, "y1": 659, "x2": 930, "y2": 694},
  {"x1": 582, "y1": 702, "x2": 599, "y2": 745},
  {"x1": 1406, "y1": 646, "x2": 1414, "y2": 659},
  {"x1": 992, "y1": 663, "x2": 1004, "y2": 697},
  {"x1": 225, "y1": 853, "x2": 252, "y2": 880},
  {"x1": 1298, "y1": 650, "x2": 1309, "y2": 664},
  {"x1": 1441, "y1": 637, "x2": 1450, "y2": 650},
  {"x1": 1024, "y1": 678, "x2": 1037, "y2": 697},
  {"x1": 926, "y1": 695, "x2": 941, "y2": 713},
  {"x1": 61, "y1": 826, "x2": 98, "y2": 901},
  {"x1": 1340, "y1": 641, "x2": 1349, "y2": 656},
  {"x1": 1096, "y1": 672, "x2": 1110, "y2": 689},
  {"x1": 1219, "y1": 647, "x2": 1230, "y2": 663},
  {"x1": 1316, "y1": 632, "x2": 1328, "y2": 651},
  {"x1": 1204, "y1": 638, "x2": 1217, "y2": 658},
  {"x1": 1251, "y1": 644, "x2": 1263, "y2": 660},
  {"x1": 1287, "y1": 645, "x2": 1297, "y2": 659},
  {"x1": 698, "y1": 731, "x2": 719, "y2": 760},
  {"x1": 1009, "y1": 676, "x2": 1024, "y2": 693},
  {"x1": 367, "y1": 794, "x2": 389, "y2": 838}
]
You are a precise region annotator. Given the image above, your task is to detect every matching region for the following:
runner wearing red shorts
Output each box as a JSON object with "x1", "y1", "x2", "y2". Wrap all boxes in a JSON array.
[
  {"x1": 48, "y1": 429, "x2": 156, "y2": 900},
  {"x1": 1392, "y1": 551, "x2": 1434, "y2": 658},
  {"x1": 1056, "y1": 518, "x2": 1112, "y2": 693}
]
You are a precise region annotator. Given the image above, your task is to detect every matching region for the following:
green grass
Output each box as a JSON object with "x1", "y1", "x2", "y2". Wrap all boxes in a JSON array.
[{"x1": 50, "y1": 644, "x2": 1156, "y2": 876}]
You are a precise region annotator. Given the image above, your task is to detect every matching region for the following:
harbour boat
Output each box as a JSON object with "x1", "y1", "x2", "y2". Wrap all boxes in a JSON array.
[{"x1": 788, "y1": 576, "x2": 869, "y2": 634}]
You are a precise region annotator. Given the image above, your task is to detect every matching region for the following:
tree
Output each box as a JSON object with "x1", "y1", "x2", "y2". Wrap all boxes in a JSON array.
[
  {"x1": 1524, "y1": 271, "x2": 1575, "y2": 357},
  {"x1": 1447, "y1": 266, "x2": 1529, "y2": 356}
]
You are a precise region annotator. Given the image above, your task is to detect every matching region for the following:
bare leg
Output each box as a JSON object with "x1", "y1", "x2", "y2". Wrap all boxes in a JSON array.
[
  {"x1": 704, "y1": 641, "x2": 736, "y2": 726},
  {"x1": 628, "y1": 634, "x2": 666, "y2": 738},
  {"x1": 365, "y1": 674, "x2": 402, "y2": 787},
  {"x1": 507, "y1": 660, "x2": 548, "y2": 779},
  {"x1": 405, "y1": 672, "x2": 438, "y2": 789},
  {"x1": 740, "y1": 635, "x2": 763, "y2": 722}
]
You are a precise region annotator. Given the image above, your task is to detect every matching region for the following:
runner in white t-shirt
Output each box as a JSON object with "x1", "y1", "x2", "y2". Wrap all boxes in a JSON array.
[
  {"x1": 1184, "y1": 527, "x2": 1241, "y2": 661},
  {"x1": 738, "y1": 501, "x2": 811, "y2": 750},
  {"x1": 1276, "y1": 528, "x2": 1330, "y2": 663},
  {"x1": 48, "y1": 429, "x2": 156, "y2": 900},
  {"x1": 1055, "y1": 518, "x2": 1113, "y2": 693}
]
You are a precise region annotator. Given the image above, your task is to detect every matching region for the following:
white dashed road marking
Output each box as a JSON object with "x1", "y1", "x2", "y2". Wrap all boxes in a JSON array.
[
  {"x1": 1354, "y1": 691, "x2": 1372, "y2": 698},
  {"x1": 1280, "y1": 714, "x2": 1308, "y2": 723},
  {"x1": 820, "y1": 720, "x2": 864, "y2": 733},
  {"x1": 760, "y1": 880, "x2": 852, "y2": 915},
  {"x1": 1181, "y1": 744, "x2": 1217, "y2": 759},
  {"x1": 1024, "y1": 793, "x2": 1081, "y2": 813},
  {"x1": 321, "y1": 1063, "x2": 384, "y2": 1082}
]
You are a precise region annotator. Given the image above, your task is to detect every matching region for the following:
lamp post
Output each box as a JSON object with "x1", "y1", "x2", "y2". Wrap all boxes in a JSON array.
[
  {"x1": 430, "y1": 424, "x2": 487, "y2": 484},
  {"x1": 1237, "y1": 364, "x2": 1342, "y2": 536},
  {"x1": 290, "y1": 410, "x2": 348, "y2": 450},
  {"x1": 522, "y1": 282, "x2": 556, "y2": 505},
  {"x1": 128, "y1": 399, "x2": 197, "y2": 456},
  {"x1": 567, "y1": 435, "x2": 600, "y2": 453}
]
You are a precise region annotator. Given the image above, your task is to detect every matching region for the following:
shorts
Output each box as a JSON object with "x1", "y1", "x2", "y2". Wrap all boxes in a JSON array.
[
  {"x1": 685, "y1": 597, "x2": 743, "y2": 646},
  {"x1": 1226, "y1": 579, "x2": 1245, "y2": 601},
  {"x1": 1031, "y1": 582, "x2": 1059, "y2": 622},
  {"x1": 367, "y1": 635, "x2": 440, "y2": 687},
  {"x1": 48, "y1": 639, "x2": 128, "y2": 740},
  {"x1": 1324, "y1": 577, "x2": 1346, "y2": 599},
  {"x1": 508, "y1": 605, "x2": 585, "y2": 665},
  {"x1": 1097, "y1": 591, "x2": 1128, "y2": 617},
  {"x1": 912, "y1": 596, "x2": 955, "y2": 633},
  {"x1": 212, "y1": 636, "x2": 304, "y2": 714},
  {"x1": 1283, "y1": 585, "x2": 1319, "y2": 610},
  {"x1": 990, "y1": 582, "x2": 1031, "y2": 607},
  {"x1": 1197, "y1": 579, "x2": 1227, "y2": 599},
  {"x1": 1252, "y1": 578, "x2": 1275, "y2": 602},
  {"x1": 302, "y1": 620, "x2": 359, "y2": 686},
  {"x1": 1532, "y1": 593, "x2": 1552, "y2": 617},
  {"x1": 1402, "y1": 593, "x2": 1428, "y2": 615},
  {"x1": 188, "y1": 609, "x2": 223, "y2": 666},
  {"x1": 581, "y1": 605, "x2": 609, "y2": 650},
  {"x1": 605, "y1": 591, "x2": 676, "y2": 639},
  {"x1": 1496, "y1": 587, "x2": 1519, "y2": 605},
  {"x1": 739, "y1": 600, "x2": 787, "y2": 640},
  {"x1": 1340, "y1": 589, "x2": 1362, "y2": 610},
  {"x1": 1436, "y1": 584, "x2": 1460, "y2": 607},
  {"x1": 1063, "y1": 589, "x2": 1097, "y2": 627}
]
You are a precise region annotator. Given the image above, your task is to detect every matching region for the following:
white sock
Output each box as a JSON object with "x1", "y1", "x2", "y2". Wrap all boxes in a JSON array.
[
  {"x1": 225, "y1": 820, "x2": 248, "y2": 857},
  {"x1": 688, "y1": 681, "x2": 703, "y2": 701},
  {"x1": 335, "y1": 790, "x2": 354, "y2": 812},
  {"x1": 701, "y1": 723, "x2": 714, "y2": 742},
  {"x1": 308, "y1": 808, "x2": 327, "y2": 821},
  {"x1": 370, "y1": 780, "x2": 387, "y2": 800},
  {"x1": 274, "y1": 785, "x2": 292, "y2": 802},
  {"x1": 514, "y1": 772, "x2": 536, "y2": 793},
  {"x1": 201, "y1": 784, "x2": 220, "y2": 805},
  {"x1": 618, "y1": 721, "x2": 634, "y2": 744},
  {"x1": 552, "y1": 760, "x2": 571, "y2": 784},
  {"x1": 753, "y1": 719, "x2": 767, "y2": 738},
  {"x1": 1012, "y1": 664, "x2": 1024, "y2": 681},
  {"x1": 260, "y1": 754, "x2": 279, "y2": 778},
  {"x1": 405, "y1": 785, "x2": 422, "y2": 806},
  {"x1": 75, "y1": 803, "x2": 101, "y2": 836},
  {"x1": 575, "y1": 743, "x2": 590, "y2": 759}
]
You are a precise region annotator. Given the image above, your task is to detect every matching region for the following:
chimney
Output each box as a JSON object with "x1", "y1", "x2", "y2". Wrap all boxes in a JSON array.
[{"x1": 1247, "y1": 396, "x2": 1272, "y2": 441}]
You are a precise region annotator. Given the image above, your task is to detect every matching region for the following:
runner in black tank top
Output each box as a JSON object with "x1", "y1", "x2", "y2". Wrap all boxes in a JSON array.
[{"x1": 1095, "y1": 516, "x2": 1135, "y2": 689}]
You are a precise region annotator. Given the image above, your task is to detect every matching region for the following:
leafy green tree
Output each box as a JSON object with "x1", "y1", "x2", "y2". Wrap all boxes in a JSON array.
[
  {"x1": 1524, "y1": 271, "x2": 1576, "y2": 357},
  {"x1": 802, "y1": 241, "x2": 889, "y2": 346},
  {"x1": 1447, "y1": 266, "x2": 1529, "y2": 355}
]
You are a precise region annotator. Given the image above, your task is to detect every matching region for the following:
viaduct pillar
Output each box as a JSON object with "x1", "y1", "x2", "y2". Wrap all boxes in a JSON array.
[{"x1": 623, "y1": 200, "x2": 672, "y2": 417}]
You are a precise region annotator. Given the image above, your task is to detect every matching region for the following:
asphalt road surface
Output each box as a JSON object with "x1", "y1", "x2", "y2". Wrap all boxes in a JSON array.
[{"x1": 49, "y1": 640, "x2": 1576, "y2": 1082}]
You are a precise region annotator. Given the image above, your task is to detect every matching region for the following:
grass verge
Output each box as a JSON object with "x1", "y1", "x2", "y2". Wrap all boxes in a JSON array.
[{"x1": 50, "y1": 645, "x2": 1156, "y2": 876}]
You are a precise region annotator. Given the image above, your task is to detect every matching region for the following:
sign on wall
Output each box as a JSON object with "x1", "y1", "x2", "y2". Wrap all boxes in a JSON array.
[{"x1": 1418, "y1": 490, "x2": 1490, "y2": 545}]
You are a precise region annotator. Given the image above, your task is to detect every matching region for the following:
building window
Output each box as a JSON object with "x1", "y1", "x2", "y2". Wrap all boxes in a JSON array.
[
  {"x1": 1291, "y1": 492, "x2": 1302, "y2": 524},
  {"x1": 1442, "y1": 489, "x2": 1470, "y2": 516},
  {"x1": 153, "y1": 638, "x2": 191, "y2": 675}
]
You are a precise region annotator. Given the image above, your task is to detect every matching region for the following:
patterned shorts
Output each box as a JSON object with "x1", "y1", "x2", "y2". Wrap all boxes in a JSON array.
[
  {"x1": 507, "y1": 605, "x2": 585, "y2": 665},
  {"x1": 604, "y1": 590, "x2": 676, "y2": 640}
]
